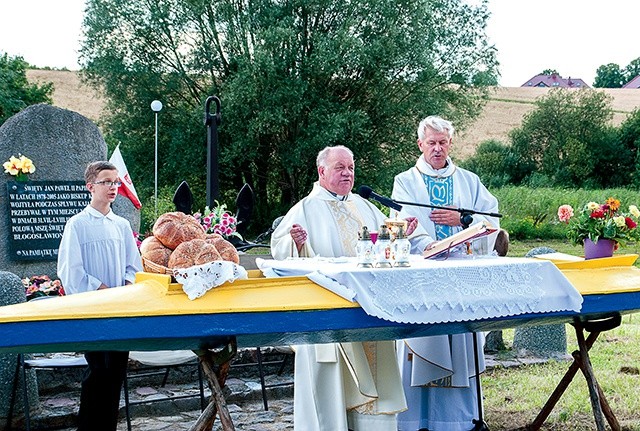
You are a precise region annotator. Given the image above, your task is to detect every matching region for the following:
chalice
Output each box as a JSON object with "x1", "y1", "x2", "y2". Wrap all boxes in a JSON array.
[{"x1": 384, "y1": 218, "x2": 407, "y2": 240}]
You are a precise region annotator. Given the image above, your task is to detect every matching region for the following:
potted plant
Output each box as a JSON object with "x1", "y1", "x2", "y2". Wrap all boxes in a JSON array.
[{"x1": 558, "y1": 198, "x2": 640, "y2": 259}]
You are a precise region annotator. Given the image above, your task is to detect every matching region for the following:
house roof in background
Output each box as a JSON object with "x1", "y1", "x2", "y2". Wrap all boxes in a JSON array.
[
  {"x1": 623, "y1": 75, "x2": 640, "y2": 89},
  {"x1": 521, "y1": 74, "x2": 590, "y2": 88}
]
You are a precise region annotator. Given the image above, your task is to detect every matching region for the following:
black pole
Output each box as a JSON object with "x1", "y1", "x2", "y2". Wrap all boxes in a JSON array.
[
  {"x1": 204, "y1": 96, "x2": 222, "y2": 208},
  {"x1": 471, "y1": 332, "x2": 490, "y2": 431}
]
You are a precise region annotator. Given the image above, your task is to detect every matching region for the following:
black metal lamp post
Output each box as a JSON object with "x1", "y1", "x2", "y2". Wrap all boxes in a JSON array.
[
  {"x1": 204, "y1": 96, "x2": 221, "y2": 208},
  {"x1": 151, "y1": 100, "x2": 163, "y2": 218}
]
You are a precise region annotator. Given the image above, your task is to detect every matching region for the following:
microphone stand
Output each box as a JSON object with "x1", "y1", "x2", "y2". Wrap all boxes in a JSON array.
[
  {"x1": 392, "y1": 199, "x2": 502, "y2": 229},
  {"x1": 394, "y1": 198, "x2": 496, "y2": 430},
  {"x1": 471, "y1": 331, "x2": 490, "y2": 431}
]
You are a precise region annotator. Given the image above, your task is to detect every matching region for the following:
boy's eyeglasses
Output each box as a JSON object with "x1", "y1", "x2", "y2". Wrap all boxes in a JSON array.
[{"x1": 93, "y1": 181, "x2": 122, "y2": 188}]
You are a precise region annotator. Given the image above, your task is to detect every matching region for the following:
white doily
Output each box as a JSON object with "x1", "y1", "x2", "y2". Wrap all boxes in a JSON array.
[
  {"x1": 258, "y1": 256, "x2": 583, "y2": 324},
  {"x1": 173, "y1": 261, "x2": 248, "y2": 300}
]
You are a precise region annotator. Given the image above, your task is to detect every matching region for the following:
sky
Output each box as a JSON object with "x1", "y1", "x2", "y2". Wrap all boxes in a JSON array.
[{"x1": 1, "y1": 0, "x2": 639, "y2": 87}]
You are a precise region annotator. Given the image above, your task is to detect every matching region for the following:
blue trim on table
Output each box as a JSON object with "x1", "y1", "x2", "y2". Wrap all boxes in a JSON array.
[{"x1": 1, "y1": 291, "x2": 638, "y2": 354}]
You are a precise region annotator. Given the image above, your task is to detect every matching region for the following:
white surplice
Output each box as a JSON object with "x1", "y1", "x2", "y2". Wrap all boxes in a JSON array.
[
  {"x1": 271, "y1": 183, "x2": 407, "y2": 431},
  {"x1": 391, "y1": 157, "x2": 499, "y2": 431}
]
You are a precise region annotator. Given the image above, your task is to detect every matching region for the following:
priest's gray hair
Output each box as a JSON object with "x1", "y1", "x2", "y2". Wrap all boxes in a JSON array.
[
  {"x1": 418, "y1": 116, "x2": 455, "y2": 140},
  {"x1": 316, "y1": 145, "x2": 354, "y2": 168}
]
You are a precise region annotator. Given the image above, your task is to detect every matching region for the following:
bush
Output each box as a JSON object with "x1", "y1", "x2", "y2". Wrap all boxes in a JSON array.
[
  {"x1": 506, "y1": 89, "x2": 623, "y2": 188},
  {"x1": 459, "y1": 139, "x2": 512, "y2": 187},
  {"x1": 139, "y1": 186, "x2": 180, "y2": 236}
]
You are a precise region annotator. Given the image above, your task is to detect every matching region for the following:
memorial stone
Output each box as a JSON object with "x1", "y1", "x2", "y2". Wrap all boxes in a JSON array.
[
  {"x1": 513, "y1": 247, "x2": 567, "y2": 357},
  {"x1": 0, "y1": 271, "x2": 37, "y2": 427},
  {"x1": 0, "y1": 103, "x2": 140, "y2": 279}
]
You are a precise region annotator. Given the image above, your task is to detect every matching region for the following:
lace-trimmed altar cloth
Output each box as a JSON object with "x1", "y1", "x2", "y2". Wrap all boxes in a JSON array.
[
  {"x1": 173, "y1": 261, "x2": 248, "y2": 300},
  {"x1": 257, "y1": 256, "x2": 583, "y2": 324}
]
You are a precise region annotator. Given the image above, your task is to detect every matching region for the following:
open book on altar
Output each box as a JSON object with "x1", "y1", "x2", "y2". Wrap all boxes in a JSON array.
[{"x1": 423, "y1": 221, "x2": 498, "y2": 259}]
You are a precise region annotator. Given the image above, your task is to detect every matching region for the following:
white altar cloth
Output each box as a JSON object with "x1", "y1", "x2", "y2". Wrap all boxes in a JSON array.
[{"x1": 257, "y1": 256, "x2": 583, "y2": 325}]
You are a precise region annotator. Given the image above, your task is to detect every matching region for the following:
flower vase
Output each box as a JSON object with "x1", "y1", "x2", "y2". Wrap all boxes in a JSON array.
[{"x1": 583, "y1": 238, "x2": 615, "y2": 260}]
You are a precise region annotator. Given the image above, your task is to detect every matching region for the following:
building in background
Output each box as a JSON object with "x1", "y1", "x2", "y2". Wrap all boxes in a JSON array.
[
  {"x1": 623, "y1": 75, "x2": 640, "y2": 89},
  {"x1": 521, "y1": 73, "x2": 589, "y2": 88}
]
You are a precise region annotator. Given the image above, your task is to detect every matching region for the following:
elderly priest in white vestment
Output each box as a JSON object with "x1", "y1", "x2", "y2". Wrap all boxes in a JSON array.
[
  {"x1": 391, "y1": 115, "x2": 500, "y2": 431},
  {"x1": 271, "y1": 145, "x2": 416, "y2": 431}
]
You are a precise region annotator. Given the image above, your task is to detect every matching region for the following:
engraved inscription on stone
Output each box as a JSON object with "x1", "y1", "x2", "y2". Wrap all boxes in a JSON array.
[{"x1": 6, "y1": 181, "x2": 90, "y2": 261}]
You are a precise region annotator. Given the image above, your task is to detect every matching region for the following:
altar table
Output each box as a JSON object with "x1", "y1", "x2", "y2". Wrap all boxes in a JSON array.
[{"x1": 1, "y1": 254, "x2": 639, "y2": 431}]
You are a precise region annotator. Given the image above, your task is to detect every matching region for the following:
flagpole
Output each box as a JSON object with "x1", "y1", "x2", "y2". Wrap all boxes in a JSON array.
[{"x1": 151, "y1": 100, "x2": 163, "y2": 218}]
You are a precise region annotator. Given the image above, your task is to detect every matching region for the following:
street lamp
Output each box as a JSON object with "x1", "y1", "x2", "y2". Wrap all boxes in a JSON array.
[{"x1": 151, "y1": 100, "x2": 163, "y2": 217}]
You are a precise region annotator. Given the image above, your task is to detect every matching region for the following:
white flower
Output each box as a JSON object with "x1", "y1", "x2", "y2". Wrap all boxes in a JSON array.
[
  {"x1": 587, "y1": 202, "x2": 599, "y2": 211},
  {"x1": 613, "y1": 216, "x2": 626, "y2": 227}
]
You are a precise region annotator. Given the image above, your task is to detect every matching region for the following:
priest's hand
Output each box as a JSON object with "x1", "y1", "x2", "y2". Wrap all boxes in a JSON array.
[
  {"x1": 290, "y1": 224, "x2": 308, "y2": 253},
  {"x1": 429, "y1": 207, "x2": 462, "y2": 227},
  {"x1": 404, "y1": 216, "x2": 418, "y2": 236}
]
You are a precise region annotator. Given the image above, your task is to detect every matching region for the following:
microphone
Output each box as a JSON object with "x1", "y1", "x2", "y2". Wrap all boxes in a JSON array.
[{"x1": 357, "y1": 185, "x2": 403, "y2": 211}]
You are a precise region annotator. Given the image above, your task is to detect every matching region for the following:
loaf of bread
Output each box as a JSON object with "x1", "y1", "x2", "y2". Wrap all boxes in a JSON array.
[
  {"x1": 205, "y1": 234, "x2": 240, "y2": 264},
  {"x1": 152, "y1": 211, "x2": 206, "y2": 250},
  {"x1": 168, "y1": 239, "x2": 222, "y2": 269},
  {"x1": 140, "y1": 236, "x2": 172, "y2": 267}
]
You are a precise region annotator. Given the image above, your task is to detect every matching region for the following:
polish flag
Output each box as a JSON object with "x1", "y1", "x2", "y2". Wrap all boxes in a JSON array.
[{"x1": 109, "y1": 144, "x2": 142, "y2": 209}]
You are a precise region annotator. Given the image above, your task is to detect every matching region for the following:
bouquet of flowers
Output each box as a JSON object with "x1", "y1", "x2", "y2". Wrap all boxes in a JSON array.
[
  {"x1": 558, "y1": 197, "x2": 640, "y2": 246},
  {"x1": 3, "y1": 154, "x2": 36, "y2": 181},
  {"x1": 22, "y1": 275, "x2": 65, "y2": 301},
  {"x1": 193, "y1": 201, "x2": 242, "y2": 240}
]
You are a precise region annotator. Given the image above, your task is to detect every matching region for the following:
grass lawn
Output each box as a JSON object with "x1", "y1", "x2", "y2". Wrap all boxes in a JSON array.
[
  {"x1": 508, "y1": 238, "x2": 640, "y2": 261},
  {"x1": 484, "y1": 239, "x2": 640, "y2": 430},
  {"x1": 484, "y1": 319, "x2": 640, "y2": 431}
]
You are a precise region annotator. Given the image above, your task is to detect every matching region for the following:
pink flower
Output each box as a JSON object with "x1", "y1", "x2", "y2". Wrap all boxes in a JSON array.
[
  {"x1": 590, "y1": 209, "x2": 605, "y2": 219},
  {"x1": 557, "y1": 205, "x2": 574, "y2": 223},
  {"x1": 224, "y1": 226, "x2": 233, "y2": 236}
]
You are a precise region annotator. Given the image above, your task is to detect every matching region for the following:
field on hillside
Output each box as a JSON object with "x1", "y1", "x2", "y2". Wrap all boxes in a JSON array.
[
  {"x1": 26, "y1": 70, "x2": 104, "y2": 122},
  {"x1": 456, "y1": 86, "x2": 640, "y2": 159},
  {"x1": 27, "y1": 70, "x2": 640, "y2": 159}
]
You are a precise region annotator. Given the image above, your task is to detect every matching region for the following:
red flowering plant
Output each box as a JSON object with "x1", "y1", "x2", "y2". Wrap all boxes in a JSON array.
[
  {"x1": 192, "y1": 201, "x2": 242, "y2": 240},
  {"x1": 558, "y1": 197, "x2": 640, "y2": 246},
  {"x1": 22, "y1": 275, "x2": 65, "y2": 301},
  {"x1": 133, "y1": 231, "x2": 143, "y2": 249}
]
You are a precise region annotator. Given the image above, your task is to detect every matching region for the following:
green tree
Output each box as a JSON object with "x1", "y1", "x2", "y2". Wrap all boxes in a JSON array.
[
  {"x1": 508, "y1": 89, "x2": 622, "y2": 188},
  {"x1": 593, "y1": 63, "x2": 625, "y2": 88},
  {"x1": 80, "y1": 0, "x2": 498, "y2": 232},
  {"x1": 618, "y1": 108, "x2": 640, "y2": 187},
  {"x1": 541, "y1": 69, "x2": 559, "y2": 76},
  {"x1": 0, "y1": 53, "x2": 53, "y2": 126},
  {"x1": 472, "y1": 70, "x2": 499, "y2": 86}
]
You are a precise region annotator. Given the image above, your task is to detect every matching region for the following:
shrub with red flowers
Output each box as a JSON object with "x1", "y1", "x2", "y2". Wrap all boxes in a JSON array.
[
  {"x1": 558, "y1": 197, "x2": 640, "y2": 246},
  {"x1": 192, "y1": 201, "x2": 242, "y2": 240},
  {"x1": 22, "y1": 275, "x2": 65, "y2": 301}
]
